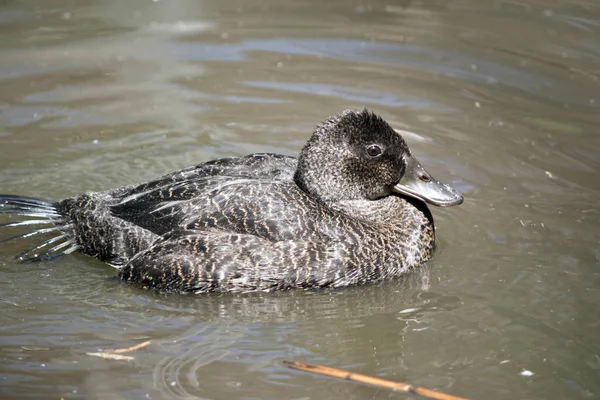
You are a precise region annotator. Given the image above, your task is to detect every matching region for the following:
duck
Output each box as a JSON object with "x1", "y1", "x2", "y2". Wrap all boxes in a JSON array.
[{"x1": 0, "y1": 109, "x2": 463, "y2": 293}]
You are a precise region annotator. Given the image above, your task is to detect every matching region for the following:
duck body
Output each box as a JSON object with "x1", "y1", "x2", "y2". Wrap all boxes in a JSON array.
[{"x1": 0, "y1": 110, "x2": 462, "y2": 293}]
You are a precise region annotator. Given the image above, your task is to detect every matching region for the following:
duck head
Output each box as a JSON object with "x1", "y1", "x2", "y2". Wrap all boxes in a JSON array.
[{"x1": 294, "y1": 109, "x2": 463, "y2": 207}]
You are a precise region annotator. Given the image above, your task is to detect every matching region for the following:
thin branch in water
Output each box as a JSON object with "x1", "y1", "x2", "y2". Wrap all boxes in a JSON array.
[
  {"x1": 86, "y1": 352, "x2": 135, "y2": 361},
  {"x1": 282, "y1": 360, "x2": 469, "y2": 400},
  {"x1": 104, "y1": 340, "x2": 152, "y2": 354},
  {"x1": 86, "y1": 340, "x2": 152, "y2": 362}
]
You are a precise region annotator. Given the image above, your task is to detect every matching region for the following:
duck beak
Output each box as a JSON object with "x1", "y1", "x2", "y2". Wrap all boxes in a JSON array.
[{"x1": 392, "y1": 155, "x2": 464, "y2": 207}]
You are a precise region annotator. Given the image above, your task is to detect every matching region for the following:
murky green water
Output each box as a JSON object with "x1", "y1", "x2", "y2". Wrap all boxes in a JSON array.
[{"x1": 1, "y1": 0, "x2": 599, "y2": 399}]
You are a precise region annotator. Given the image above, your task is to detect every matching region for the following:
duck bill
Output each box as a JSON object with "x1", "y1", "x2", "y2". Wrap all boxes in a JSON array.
[{"x1": 392, "y1": 155, "x2": 464, "y2": 207}]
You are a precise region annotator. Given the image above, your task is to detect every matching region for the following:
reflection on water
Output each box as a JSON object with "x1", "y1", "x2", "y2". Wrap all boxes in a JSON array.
[{"x1": 1, "y1": 0, "x2": 599, "y2": 399}]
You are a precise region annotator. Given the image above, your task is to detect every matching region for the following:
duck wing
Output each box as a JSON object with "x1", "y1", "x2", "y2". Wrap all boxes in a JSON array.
[{"x1": 110, "y1": 153, "x2": 298, "y2": 235}]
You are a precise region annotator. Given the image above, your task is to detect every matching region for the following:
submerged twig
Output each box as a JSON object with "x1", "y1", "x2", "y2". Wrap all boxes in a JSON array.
[
  {"x1": 86, "y1": 340, "x2": 152, "y2": 361},
  {"x1": 21, "y1": 346, "x2": 50, "y2": 351},
  {"x1": 104, "y1": 340, "x2": 152, "y2": 354},
  {"x1": 282, "y1": 360, "x2": 469, "y2": 400},
  {"x1": 86, "y1": 352, "x2": 135, "y2": 361}
]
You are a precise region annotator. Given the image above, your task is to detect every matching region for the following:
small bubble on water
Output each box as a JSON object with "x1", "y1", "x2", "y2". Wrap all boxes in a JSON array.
[{"x1": 474, "y1": 101, "x2": 481, "y2": 108}]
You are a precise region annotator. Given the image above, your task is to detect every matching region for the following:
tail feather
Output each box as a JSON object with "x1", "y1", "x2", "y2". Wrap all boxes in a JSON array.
[
  {"x1": 3, "y1": 200, "x2": 57, "y2": 208},
  {"x1": 1, "y1": 211, "x2": 61, "y2": 218},
  {"x1": 0, "y1": 195, "x2": 79, "y2": 262},
  {"x1": 0, "y1": 195, "x2": 59, "y2": 209},
  {"x1": 0, "y1": 219, "x2": 57, "y2": 228}
]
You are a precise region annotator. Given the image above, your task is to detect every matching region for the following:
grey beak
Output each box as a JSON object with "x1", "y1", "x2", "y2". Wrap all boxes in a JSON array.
[{"x1": 392, "y1": 155, "x2": 464, "y2": 207}]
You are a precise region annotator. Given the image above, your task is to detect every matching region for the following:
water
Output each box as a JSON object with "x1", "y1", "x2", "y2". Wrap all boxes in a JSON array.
[{"x1": 1, "y1": 0, "x2": 599, "y2": 398}]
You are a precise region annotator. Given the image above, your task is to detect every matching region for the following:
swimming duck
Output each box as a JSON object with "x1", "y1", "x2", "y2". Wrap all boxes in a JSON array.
[{"x1": 0, "y1": 109, "x2": 463, "y2": 293}]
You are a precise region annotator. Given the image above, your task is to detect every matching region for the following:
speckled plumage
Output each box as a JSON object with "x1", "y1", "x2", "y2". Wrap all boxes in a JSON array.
[{"x1": 0, "y1": 109, "x2": 462, "y2": 293}]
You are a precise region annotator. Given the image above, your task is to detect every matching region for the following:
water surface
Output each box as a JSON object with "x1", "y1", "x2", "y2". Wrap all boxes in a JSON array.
[{"x1": 1, "y1": 0, "x2": 599, "y2": 399}]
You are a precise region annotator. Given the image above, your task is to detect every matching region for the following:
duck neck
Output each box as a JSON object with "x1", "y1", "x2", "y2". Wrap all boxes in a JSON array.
[{"x1": 328, "y1": 196, "x2": 434, "y2": 228}]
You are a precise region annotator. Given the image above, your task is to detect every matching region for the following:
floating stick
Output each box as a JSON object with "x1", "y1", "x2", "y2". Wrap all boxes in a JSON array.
[
  {"x1": 282, "y1": 360, "x2": 469, "y2": 400},
  {"x1": 86, "y1": 352, "x2": 135, "y2": 361},
  {"x1": 105, "y1": 340, "x2": 152, "y2": 354},
  {"x1": 86, "y1": 340, "x2": 152, "y2": 361}
]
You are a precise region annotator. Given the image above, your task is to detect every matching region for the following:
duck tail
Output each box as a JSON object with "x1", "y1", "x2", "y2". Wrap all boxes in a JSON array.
[{"x1": 0, "y1": 195, "x2": 79, "y2": 262}]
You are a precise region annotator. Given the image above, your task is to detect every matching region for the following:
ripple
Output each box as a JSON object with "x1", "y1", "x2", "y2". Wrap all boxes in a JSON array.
[{"x1": 151, "y1": 322, "x2": 244, "y2": 400}]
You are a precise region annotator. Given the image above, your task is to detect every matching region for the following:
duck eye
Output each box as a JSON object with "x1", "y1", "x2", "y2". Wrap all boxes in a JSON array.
[{"x1": 366, "y1": 144, "x2": 382, "y2": 158}]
